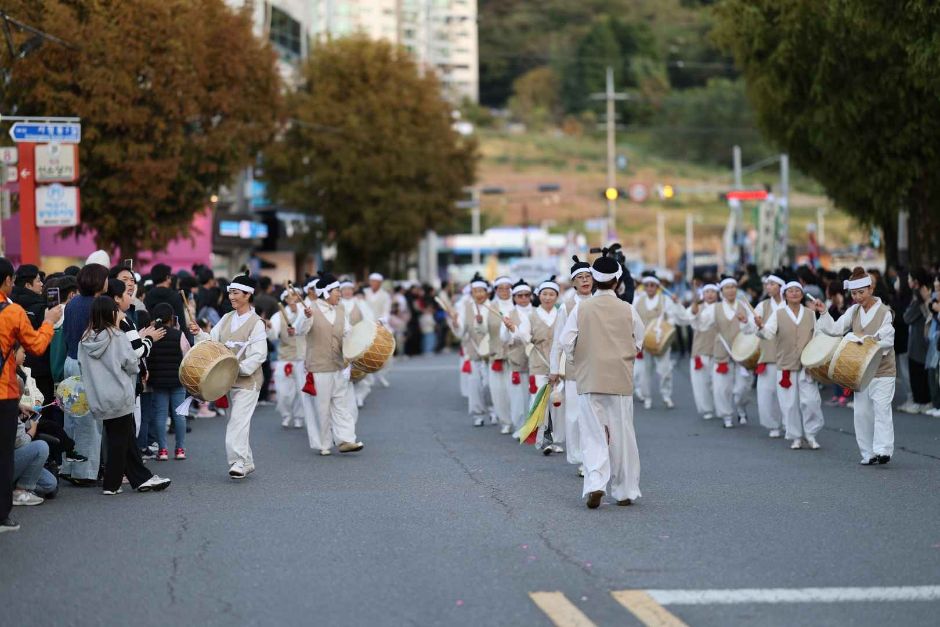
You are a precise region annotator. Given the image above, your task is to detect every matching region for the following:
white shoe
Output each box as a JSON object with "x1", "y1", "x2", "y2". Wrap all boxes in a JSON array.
[
  {"x1": 245, "y1": 463, "x2": 256, "y2": 475},
  {"x1": 643, "y1": 399, "x2": 653, "y2": 410},
  {"x1": 738, "y1": 413, "x2": 748, "y2": 425},
  {"x1": 228, "y1": 461, "x2": 247, "y2": 478},
  {"x1": 927, "y1": 408, "x2": 940, "y2": 417},
  {"x1": 138, "y1": 475, "x2": 171, "y2": 492},
  {"x1": 577, "y1": 465, "x2": 585, "y2": 477},
  {"x1": 768, "y1": 429, "x2": 782, "y2": 438},
  {"x1": 12, "y1": 490, "x2": 43, "y2": 506},
  {"x1": 551, "y1": 444, "x2": 565, "y2": 454},
  {"x1": 319, "y1": 449, "x2": 332, "y2": 456},
  {"x1": 664, "y1": 398, "x2": 674, "y2": 409},
  {"x1": 722, "y1": 417, "x2": 734, "y2": 428},
  {"x1": 281, "y1": 416, "x2": 291, "y2": 428},
  {"x1": 500, "y1": 424, "x2": 512, "y2": 435},
  {"x1": 702, "y1": 412, "x2": 715, "y2": 420},
  {"x1": 292, "y1": 419, "x2": 304, "y2": 428},
  {"x1": 473, "y1": 417, "x2": 485, "y2": 427},
  {"x1": 806, "y1": 437, "x2": 821, "y2": 450},
  {"x1": 489, "y1": 413, "x2": 499, "y2": 425},
  {"x1": 916, "y1": 404, "x2": 932, "y2": 414},
  {"x1": 357, "y1": 399, "x2": 364, "y2": 408},
  {"x1": 790, "y1": 438, "x2": 803, "y2": 450},
  {"x1": 846, "y1": 401, "x2": 855, "y2": 408},
  {"x1": 102, "y1": 487, "x2": 123, "y2": 496},
  {"x1": 898, "y1": 402, "x2": 918, "y2": 414}
]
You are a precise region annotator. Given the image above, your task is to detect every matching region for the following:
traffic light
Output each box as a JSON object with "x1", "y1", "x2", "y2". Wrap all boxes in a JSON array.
[
  {"x1": 604, "y1": 187, "x2": 619, "y2": 201},
  {"x1": 660, "y1": 184, "x2": 675, "y2": 200}
]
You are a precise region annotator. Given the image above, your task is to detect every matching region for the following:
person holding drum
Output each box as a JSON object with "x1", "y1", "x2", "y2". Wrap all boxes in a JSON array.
[
  {"x1": 750, "y1": 281, "x2": 824, "y2": 449},
  {"x1": 363, "y1": 273, "x2": 392, "y2": 389},
  {"x1": 267, "y1": 286, "x2": 307, "y2": 429},
  {"x1": 489, "y1": 276, "x2": 516, "y2": 435},
  {"x1": 448, "y1": 273, "x2": 492, "y2": 427},
  {"x1": 340, "y1": 279, "x2": 376, "y2": 409},
  {"x1": 633, "y1": 275, "x2": 689, "y2": 410},
  {"x1": 687, "y1": 283, "x2": 720, "y2": 420},
  {"x1": 750, "y1": 274, "x2": 786, "y2": 438},
  {"x1": 500, "y1": 279, "x2": 534, "y2": 434},
  {"x1": 188, "y1": 273, "x2": 268, "y2": 479},
  {"x1": 550, "y1": 257, "x2": 594, "y2": 476},
  {"x1": 559, "y1": 248, "x2": 645, "y2": 509},
  {"x1": 811, "y1": 267, "x2": 896, "y2": 465}
]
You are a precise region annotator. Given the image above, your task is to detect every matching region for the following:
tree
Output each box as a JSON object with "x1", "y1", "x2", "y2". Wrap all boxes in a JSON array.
[
  {"x1": 0, "y1": 1, "x2": 282, "y2": 258},
  {"x1": 714, "y1": 1, "x2": 940, "y2": 267},
  {"x1": 508, "y1": 67, "x2": 562, "y2": 128},
  {"x1": 262, "y1": 36, "x2": 478, "y2": 277},
  {"x1": 559, "y1": 17, "x2": 622, "y2": 115}
]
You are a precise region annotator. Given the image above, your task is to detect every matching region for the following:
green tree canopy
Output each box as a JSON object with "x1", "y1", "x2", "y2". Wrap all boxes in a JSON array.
[
  {"x1": 0, "y1": 0, "x2": 282, "y2": 258},
  {"x1": 714, "y1": 0, "x2": 940, "y2": 266},
  {"x1": 262, "y1": 36, "x2": 478, "y2": 277}
]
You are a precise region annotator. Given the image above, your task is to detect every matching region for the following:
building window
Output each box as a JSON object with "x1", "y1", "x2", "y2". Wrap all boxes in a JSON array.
[{"x1": 270, "y1": 6, "x2": 302, "y2": 61}]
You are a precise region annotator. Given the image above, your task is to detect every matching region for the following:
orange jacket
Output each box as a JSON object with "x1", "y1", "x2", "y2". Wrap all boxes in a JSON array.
[{"x1": 0, "y1": 293, "x2": 53, "y2": 400}]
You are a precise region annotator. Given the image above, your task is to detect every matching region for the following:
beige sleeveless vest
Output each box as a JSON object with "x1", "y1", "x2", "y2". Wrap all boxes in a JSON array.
[
  {"x1": 851, "y1": 302, "x2": 896, "y2": 378},
  {"x1": 775, "y1": 306, "x2": 815, "y2": 372},
  {"x1": 573, "y1": 296, "x2": 636, "y2": 396},
  {"x1": 218, "y1": 311, "x2": 264, "y2": 390},
  {"x1": 305, "y1": 303, "x2": 346, "y2": 373},
  {"x1": 529, "y1": 308, "x2": 556, "y2": 376}
]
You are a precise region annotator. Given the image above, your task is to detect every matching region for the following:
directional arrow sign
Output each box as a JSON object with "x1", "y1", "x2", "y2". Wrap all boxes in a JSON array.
[{"x1": 9, "y1": 122, "x2": 81, "y2": 144}]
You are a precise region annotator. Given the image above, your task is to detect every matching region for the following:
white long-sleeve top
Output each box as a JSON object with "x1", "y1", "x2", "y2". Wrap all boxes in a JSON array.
[
  {"x1": 265, "y1": 304, "x2": 308, "y2": 341},
  {"x1": 195, "y1": 309, "x2": 267, "y2": 377},
  {"x1": 693, "y1": 298, "x2": 756, "y2": 332},
  {"x1": 815, "y1": 299, "x2": 894, "y2": 350},
  {"x1": 512, "y1": 305, "x2": 558, "y2": 344},
  {"x1": 500, "y1": 304, "x2": 533, "y2": 345},
  {"x1": 634, "y1": 292, "x2": 693, "y2": 326},
  {"x1": 449, "y1": 298, "x2": 491, "y2": 340},
  {"x1": 687, "y1": 302, "x2": 716, "y2": 332},
  {"x1": 745, "y1": 303, "x2": 806, "y2": 339},
  {"x1": 559, "y1": 290, "x2": 645, "y2": 358},
  {"x1": 549, "y1": 292, "x2": 591, "y2": 374},
  {"x1": 296, "y1": 300, "x2": 353, "y2": 338}
]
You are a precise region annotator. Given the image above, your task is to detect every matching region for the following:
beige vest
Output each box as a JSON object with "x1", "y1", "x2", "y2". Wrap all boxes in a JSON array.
[
  {"x1": 713, "y1": 301, "x2": 746, "y2": 363},
  {"x1": 277, "y1": 309, "x2": 302, "y2": 362},
  {"x1": 692, "y1": 304, "x2": 717, "y2": 358},
  {"x1": 851, "y1": 302, "x2": 896, "y2": 378},
  {"x1": 305, "y1": 303, "x2": 346, "y2": 373},
  {"x1": 636, "y1": 293, "x2": 665, "y2": 326},
  {"x1": 462, "y1": 300, "x2": 489, "y2": 361},
  {"x1": 488, "y1": 299, "x2": 511, "y2": 361},
  {"x1": 573, "y1": 295, "x2": 636, "y2": 396},
  {"x1": 757, "y1": 299, "x2": 781, "y2": 364},
  {"x1": 506, "y1": 308, "x2": 529, "y2": 371},
  {"x1": 775, "y1": 306, "x2": 815, "y2": 371},
  {"x1": 529, "y1": 308, "x2": 556, "y2": 376},
  {"x1": 218, "y1": 311, "x2": 264, "y2": 390}
]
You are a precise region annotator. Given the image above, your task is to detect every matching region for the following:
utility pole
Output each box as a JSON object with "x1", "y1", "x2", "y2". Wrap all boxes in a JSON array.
[
  {"x1": 685, "y1": 213, "x2": 694, "y2": 283},
  {"x1": 733, "y1": 145, "x2": 743, "y2": 189},
  {"x1": 779, "y1": 153, "x2": 790, "y2": 265},
  {"x1": 471, "y1": 187, "x2": 481, "y2": 266},
  {"x1": 591, "y1": 67, "x2": 628, "y2": 240},
  {"x1": 657, "y1": 212, "x2": 666, "y2": 269}
]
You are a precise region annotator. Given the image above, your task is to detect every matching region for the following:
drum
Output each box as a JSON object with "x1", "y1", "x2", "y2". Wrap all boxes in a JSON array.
[
  {"x1": 801, "y1": 334, "x2": 841, "y2": 386},
  {"x1": 828, "y1": 336, "x2": 883, "y2": 391},
  {"x1": 642, "y1": 319, "x2": 676, "y2": 356},
  {"x1": 350, "y1": 366, "x2": 368, "y2": 383},
  {"x1": 343, "y1": 321, "x2": 397, "y2": 373},
  {"x1": 179, "y1": 340, "x2": 239, "y2": 401},
  {"x1": 731, "y1": 333, "x2": 761, "y2": 371}
]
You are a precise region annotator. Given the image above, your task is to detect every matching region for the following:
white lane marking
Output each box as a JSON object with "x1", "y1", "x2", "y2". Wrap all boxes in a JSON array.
[{"x1": 645, "y1": 586, "x2": 940, "y2": 605}]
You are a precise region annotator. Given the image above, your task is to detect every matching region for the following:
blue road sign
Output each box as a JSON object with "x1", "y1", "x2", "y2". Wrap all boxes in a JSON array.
[{"x1": 9, "y1": 122, "x2": 81, "y2": 144}]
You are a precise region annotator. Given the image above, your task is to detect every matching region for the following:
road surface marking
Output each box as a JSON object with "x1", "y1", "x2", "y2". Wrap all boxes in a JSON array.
[
  {"x1": 644, "y1": 586, "x2": 940, "y2": 605},
  {"x1": 529, "y1": 592, "x2": 596, "y2": 627},
  {"x1": 611, "y1": 590, "x2": 689, "y2": 627}
]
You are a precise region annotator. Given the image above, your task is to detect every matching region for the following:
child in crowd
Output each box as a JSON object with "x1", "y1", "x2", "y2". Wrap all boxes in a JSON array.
[{"x1": 148, "y1": 303, "x2": 191, "y2": 460}]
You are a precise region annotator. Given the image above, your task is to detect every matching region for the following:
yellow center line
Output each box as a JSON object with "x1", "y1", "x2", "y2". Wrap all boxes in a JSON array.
[
  {"x1": 611, "y1": 590, "x2": 689, "y2": 627},
  {"x1": 529, "y1": 591, "x2": 597, "y2": 627}
]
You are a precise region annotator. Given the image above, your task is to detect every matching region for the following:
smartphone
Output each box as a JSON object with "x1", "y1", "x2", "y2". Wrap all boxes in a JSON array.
[
  {"x1": 46, "y1": 287, "x2": 60, "y2": 308},
  {"x1": 124, "y1": 259, "x2": 134, "y2": 271},
  {"x1": 173, "y1": 315, "x2": 179, "y2": 328}
]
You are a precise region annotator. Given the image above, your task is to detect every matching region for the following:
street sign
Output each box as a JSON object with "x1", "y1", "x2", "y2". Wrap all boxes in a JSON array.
[
  {"x1": 35, "y1": 183, "x2": 80, "y2": 227},
  {"x1": 35, "y1": 143, "x2": 79, "y2": 182},
  {"x1": 628, "y1": 182, "x2": 648, "y2": 203},
  {"x1": 0, "y1": 147, "x2": 17, "y2": 165},
  {"x1": 9, "y1": 122, "x2": 81, "y2": 144}
]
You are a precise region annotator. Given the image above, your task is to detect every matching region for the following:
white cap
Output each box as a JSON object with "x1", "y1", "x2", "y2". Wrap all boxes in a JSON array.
[
  {"x1": 368, "y1": 273, "x2": 384, "y2": 282},
  {"x1": 85, "y1": 250, "x2": 110, "y2": 267}
]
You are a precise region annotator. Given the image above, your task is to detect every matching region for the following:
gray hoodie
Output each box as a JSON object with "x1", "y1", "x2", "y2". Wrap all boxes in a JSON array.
[{"x1": 78, "y1": 328, "x2": 140, "y2": 420}]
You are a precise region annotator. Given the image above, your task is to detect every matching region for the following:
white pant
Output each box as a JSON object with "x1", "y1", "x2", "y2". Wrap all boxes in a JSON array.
[
  {"x1": 460, "y1": 358, "x2": 470, "y2": 398},
  {"x1": 226, "y1": 387, "x2": 258, "y2": 466},
  {"x1": 564, "y1": 379, "x2": 582, "y2": 464},
  {"x1": 854, "y1": 377, "x2": 895, "y2": 461},
  {"x1": 579, "y1": 393, "x2": 641, "y2": 502},
  {"x1": 534, "y1": 374, "x2": 565, "y2": 444},
  {"x1": 777, "y1": 369, "x2": 824, "y2": 440},
  {"x1": 274, "y1": 360, "x2": 305, "y2": 421},
  {"x1": 354, "y1": 377, "x2": 371, "y2": 406},
  {"x1": 640, "y1": 352, "x2": 673, "y2": 402},
  {"x1": 466, "y1": 360, "x2": 488, "y2": 420},
  {"x1": 488, "y1": 364, "x2": 511, "y2": 427},
  {"x1": 756, "y1": 363, "x2": 783, "y2": 431},
  {"x1": 689, "y1": 355, "x2": 715, "y2": 416},
  {"x1": 302, "y1": 371, "x2": 357, "y2": 450},
  {"x1": 509, "y1": 370, "x2": 531, "y2": 431},
  {"x1": 635, "y1": 355, "x2": 645, "y2": 399},
  {"x1": 344, "y1": 370, "x2": 359, "y2": 426},
  {"x1": 712, "y1": 362, "x2": 752, "y2": 419}
]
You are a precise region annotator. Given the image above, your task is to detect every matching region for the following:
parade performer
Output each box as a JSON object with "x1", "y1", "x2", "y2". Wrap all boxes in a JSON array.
[
  {"x1": 560, "y1": 247, "x2": 645, "y2": 509},
  {"x1": 632, "y1": 275, "x2": 688, "y2": 410},
  {"x1": 501, "y1": 279, "x2": 534, "y2": 433},
  {"x1": 489, "y1": 276, "x2": 516, "y2": 434},
  {"x1": 363, "y1": 273, "x2": 392, "y2": 388},
  {"x1": 512, "y1": 276, "x2": 564, "y2": 454},
  {"x1": 448, "y1": 274, "x2": 492, "y2": 426},
  {"x1": 456, "y1": 284, "x2": 472, "y2": 399},
  {"x1": 813, "y1": 267, "x2": 895, "y2": 464},
  {"x1": 550, "y1": 257, "x2": 593, "y2": 475},
  {"x1": 752, "y1": 274, "x2": 786, "y2": 437},
  {"x1": 188, "y1": 273, "x2": 267, "y2": 479},
  {"x1": 751, "y1": 281, "x2": 824, "y2": 449},
  {"x1": 299, "y1": 273, "x2": 363, "y2": 455},
  {"x1": 340, "y1": 279, "x2": 374, "y2": 408},
  {"x1": 688, "y1": 284, "x2": 719, "y2": 419},
  {"x1": 267, "y1": 286, "x2": 306, "y2": 429}
]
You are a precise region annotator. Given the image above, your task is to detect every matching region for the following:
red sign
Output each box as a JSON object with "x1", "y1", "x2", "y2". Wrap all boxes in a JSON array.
[{"x1": 725, "y1": 190, "x2": 768, "y2": 201}]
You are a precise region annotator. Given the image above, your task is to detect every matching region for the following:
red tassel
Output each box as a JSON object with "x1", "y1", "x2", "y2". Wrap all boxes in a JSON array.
[
  {"x1": 461, "y1": 359, "x2": 472, "y2": 374},
  {"x1": 636, "y1": 351, "x2": 644, "y2": 360},
  {"x1": 284, "y1": 363, "x2": 293, "y2": 376},
  {"x1": 528, "y1": 375, "x2": 538, "y2": 394},
  {"x1": 511, "y1": 371, "x2": 521, "y2": 385},
  {"x1": 694, "y1": 355, "x2": 704, "y2": 370},
  {"x1": 716, "y1": 361, "x2": 729, "y2": 374},
  {"x1": 779, "y1": 370, "x2": 793, "y2": 389},
  {"x1": 214, "y1": 395, "x2": 229, "y2": 409},
  {"x1": 491, "y1": 359, "x2": 504, "y2": 372},
  {"x1": 755, "y1": 363, "x2": 767, "y2": 376},
  {"x1": 524, "y1": 429, "x2": 538, "y2": 445},
  {"x1": 302, "y1": 372, "x2": 317, "y2": 396}
]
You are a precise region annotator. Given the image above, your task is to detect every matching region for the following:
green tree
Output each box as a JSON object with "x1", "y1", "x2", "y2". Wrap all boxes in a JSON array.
[
  {"x1": 560, "y1": 17, "x2": 622, "y2": 114},
  {"x1": 0, "y1": 0, "x2": 282, "y2": 257},
  {"x1": 262, "y1": 36, "x2": 478, "y2": 277},
  {"x1": 714, "y1": 1, "x2": 940, "y2": 266},
  {"x1": 508, "y1": 66, "x2": 562, "y2": 128}
]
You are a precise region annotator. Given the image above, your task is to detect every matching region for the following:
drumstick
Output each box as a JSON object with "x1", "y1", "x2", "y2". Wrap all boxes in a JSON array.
[
  {"x1": 179, "y1": 290, "x2": 195, "y2": 327},
  {"x1": 434, "y1": 295, "x2": 455, "y2": 318}
]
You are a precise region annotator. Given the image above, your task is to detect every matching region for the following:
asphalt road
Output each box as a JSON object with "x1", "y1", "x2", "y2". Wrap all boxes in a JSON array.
[{"x1": 3, "y1": 353, "x2": 939, "y2": 626}]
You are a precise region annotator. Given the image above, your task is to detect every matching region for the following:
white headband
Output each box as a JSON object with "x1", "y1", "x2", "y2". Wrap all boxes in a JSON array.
[
  {"x1": 591, "y1": 266, "x2": 623, "y2": 282},
  {"x1": 228, "y1": 282, "x2": 255, "y2": 294},
  {"x1": 719, "y1": 278, "x2": 737, "y2": 289},
  {"x1": 511, "y1": 284, "x2": 532, "y2": 295},
  {"x1": 537, "y1": 281, "x2": 560, "y2": 295},
  {"x1": 764, "y1": 274, "x2": 785, "y2": 287},
  {"x1": 702, "y1": 284, "x2": 719, "y2": 293},
  {"x1": 339, "y1": 280, "x2": 354, "y2": 289},
  {"x1": 844, "y1": 276, "x2": 872, "y2": 290},
  {"x1": 317, "y1": 281, "x2": 340, "y2": 297},
  {"x1": 641, "y1": 277, "x2": 661, "y2": 286},
  {"x1": 570, "y1": 267, "x2": 592, "y2": 280},
  {"x1": 304, "y1": 279, "x2": 319, "y2": 292},
  {"x1": 280, "y1": 287, "x2": 302, "y2": 301},
  {"x1": 783, "y1": 281, "x2": 804, "y2": 293},
  {"x1": 470, "y1": 279, "x2": 489, "y2": 290},
  {"x1": 493, "y1": 276, "x2": 513, "y2": 287},
  {"x1": 368, "y1": 273, "x2": 383, "y2": 282}
]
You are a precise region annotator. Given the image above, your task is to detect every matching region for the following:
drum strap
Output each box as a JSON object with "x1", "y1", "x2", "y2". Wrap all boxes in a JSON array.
[{"x1": 717, "y1": 333, "x2": 733, "y2": 357}]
